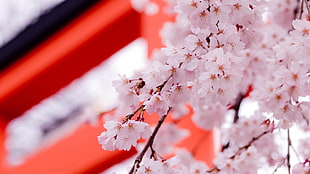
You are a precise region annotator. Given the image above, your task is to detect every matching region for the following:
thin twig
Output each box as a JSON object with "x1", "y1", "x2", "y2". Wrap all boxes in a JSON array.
[
  {"x1": 299, "y1": 0, "x2": 305, "y2": 19},
  {"x1": 207, "y1": 166, "x2": 220, "y2": 173},
  {"x1": 290, "y1": 142, "x2": 302, "y2": 163},
  {"x1": 272, "y1": 158, "x2": 286, "y2": 174},
  {"x1": 155, "y1": 73, "x2": 173, "y2": 92},
  {"x1": 230, "y1": 130, "x2": 269, "y2": 160},
  {"x1": 128, "y1": 108, "x2": 171, "y2": 174},
  {"x1": 302, "y1": 113, "x2": 310, "y2": 126},
  {"x1": 149, "y1": 145, "x2": 157, "y2": 160},
  {"x1": 305, "y1": 0, "x2": 310, "y2": 18},
  {"x1": 287, "y1": 129, "x2": 291, "y2": 174}
]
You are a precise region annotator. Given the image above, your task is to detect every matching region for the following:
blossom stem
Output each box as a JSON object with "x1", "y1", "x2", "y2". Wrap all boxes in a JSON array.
[{"x1": 128, "y1": 108, "x2": 171, "y2": 174}]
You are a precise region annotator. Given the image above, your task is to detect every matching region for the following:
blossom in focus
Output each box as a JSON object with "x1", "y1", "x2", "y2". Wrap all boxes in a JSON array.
[{"x1": 98, "y1": 120, "x2": 151, "y2": 151}]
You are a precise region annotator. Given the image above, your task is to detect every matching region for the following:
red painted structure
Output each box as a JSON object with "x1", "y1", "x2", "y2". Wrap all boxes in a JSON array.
[{"x1": 0, "y1": 0, "x2": 215, "y2": 173}]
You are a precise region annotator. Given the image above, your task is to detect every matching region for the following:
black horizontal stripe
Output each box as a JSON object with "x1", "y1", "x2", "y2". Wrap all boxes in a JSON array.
[{"x1": 0, "y1": 0, "x2": 102, "y2": 72}]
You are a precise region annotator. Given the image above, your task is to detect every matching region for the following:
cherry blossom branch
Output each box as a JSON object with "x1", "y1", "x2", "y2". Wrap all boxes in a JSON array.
[
  {"x1": 123, "y1": 73, "x2": 174, "y2": 123},
  {"x1": 221, "y1": 142, "x2": 230, "y2": 152},
  {"x1": 155, "y1": 73, "x2": 173, "y2": 93},
  {"x1": 294, "y1": 0, "x2": 301, "y2": 19},
  {"x1": 231, "y1": 130, "x2": 269, "y2": 159},
  {"x1": 207, "y1": 166, "x2": 220, "y2": 173},
  {"x1": 232, "y1": 93, "x2": 245, "y2": 124},
  {"x1": 149, "y1": 145, "x2": 165, "y2": 161},
  {"x1": 272, "y1": 137, "x2": 301, "y2": 174},
  {"x1": 208, "y1": 130, "x2": 270, "y2": 173},
  {"x1": 149, "y1": 145, "x2": 157, "y2": 160},
  {"x1": 287, "y1": 129, "x2": 291, "y2": 174},
  {"x1": 128, "y1": 108, "x2": 171, "y2": 174},
  {"x1": 123, "y1": 104, "x2": 145, "y2": 123},
  {"x1": 222, "y1": 93, "x2": 245, "y2": 151}
]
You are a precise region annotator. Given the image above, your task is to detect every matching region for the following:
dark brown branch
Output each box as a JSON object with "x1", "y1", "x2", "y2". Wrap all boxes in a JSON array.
[
  {"x1": 294, "y1": 0, "x2": 301, "y2": 19},
  {"x1": 128, "y1": 108, "x2": 171, "y2": 174},
  {"x1": 149, "y1": 145, "x2": 157, "y2": 160},
  {"x1": 233, "y1": 93, "x2": 245, "y2": 124},
  {"x1": 299, "y1": 0, "x2": 305, "y2": 19},
  {"x1": 207, "y1": 166, "x2": 220, "y2": 173},
  {"x1": 155, "y1": 73, "x2": 173, "y2": 93},
  {"x1": 221, "y1": 142, "x2": 230, "y2": 152},
  {"x1": 222, "y1": 93, "x2": 245, "y2": 152}
]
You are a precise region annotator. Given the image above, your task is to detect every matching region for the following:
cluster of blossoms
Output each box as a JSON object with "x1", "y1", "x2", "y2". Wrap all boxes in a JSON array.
[
  {"x1": 98, "y1": 0, "x2": 310, "y2": 173},
  {"x1": 98, "y1": 120, "x2": 151, "y2": 151}
]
